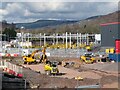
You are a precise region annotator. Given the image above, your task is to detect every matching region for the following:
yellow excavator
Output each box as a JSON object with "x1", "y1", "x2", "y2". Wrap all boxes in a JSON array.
[
  {"x1": 23, "y1": 47, "x2": 47, "y2": 64},
  {"x1": 23, "y1": 49, "x2": 40, "y2": 64}
]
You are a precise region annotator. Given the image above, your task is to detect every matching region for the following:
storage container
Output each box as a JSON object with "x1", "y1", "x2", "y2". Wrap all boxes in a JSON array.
[{"x1": 115, "y1": 39, "x2": 120, "y2": 54}]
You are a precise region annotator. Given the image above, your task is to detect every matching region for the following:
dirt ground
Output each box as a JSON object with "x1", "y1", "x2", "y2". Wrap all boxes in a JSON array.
[{"x1": 2, "y1": 57, "x2": 120, "y2": 89}]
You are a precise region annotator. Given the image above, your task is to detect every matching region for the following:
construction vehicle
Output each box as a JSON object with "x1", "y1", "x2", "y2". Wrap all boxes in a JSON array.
[
  {"x1": 85, "y1": 45, "x2": 92, "y2": 51},
  {"x1": 40, "y1": 47, "x2": 47, "y2": 63},
  {"x1": 80, "y1": 53, "x2": 96, "y2": 64},
  {"x1": 23, "y1": 47, "x2": 47, "y2": 64},
  {"x1": 44, "y1": 61, "x2": 59, "y2": 75},
  {"x1": 23, "y1": 49, "x2": 41, "y2": 64}
]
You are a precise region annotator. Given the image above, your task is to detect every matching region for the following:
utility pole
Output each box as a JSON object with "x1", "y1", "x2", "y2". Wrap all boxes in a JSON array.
[{"x1": 21, "y1": 26, "x2": 24, "y2": 55}]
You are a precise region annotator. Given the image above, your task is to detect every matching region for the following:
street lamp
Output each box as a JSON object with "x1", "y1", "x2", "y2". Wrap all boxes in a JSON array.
[
  {"x1": 21, "y1": 26, "x2": 24, "y2": 43},
  {"x1": 20, "y1": 26, "x2": 25, "y2": 55}
]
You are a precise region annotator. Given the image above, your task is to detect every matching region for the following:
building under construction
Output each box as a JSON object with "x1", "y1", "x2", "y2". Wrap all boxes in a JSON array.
[{"x1": 18, "y1": 33, "x2": 101, "y2": 48}]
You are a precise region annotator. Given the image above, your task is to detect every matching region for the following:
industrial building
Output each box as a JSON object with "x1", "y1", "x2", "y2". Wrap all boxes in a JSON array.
[
  {"x1": 101, "y1": 22, "x2": 120, "y2": 47},
  {"x1": 101, "y1": 22, "x2": 120, "y2": 62}
]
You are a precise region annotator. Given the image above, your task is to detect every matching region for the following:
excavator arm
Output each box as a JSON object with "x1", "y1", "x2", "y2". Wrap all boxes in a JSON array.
[
  {"x1": 23, "y1": 49, "x2": 41, "y2": 64},
  {"x1": 30, "y1": 50, "x2": 40, "y2": 58}
]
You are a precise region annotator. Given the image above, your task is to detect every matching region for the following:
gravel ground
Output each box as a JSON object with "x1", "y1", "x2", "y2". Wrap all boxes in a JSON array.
[
  {"x1": 1, "y1": 57, "x2": 119, "y2": 89},
  {"x1": 22, "y1": 67, "x2": 99, "y2": 88},
  {"x1": 81, "y1": 62, "x2": 119, "y2": 73}
]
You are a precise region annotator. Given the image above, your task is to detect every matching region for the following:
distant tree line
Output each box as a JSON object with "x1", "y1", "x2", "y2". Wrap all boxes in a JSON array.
[
  {"x1": 1, "y1": 20, "x2": 17, "y2": 41},
  {"x1": 2, "y1": 28, "x2": 17, "y2": 41}
]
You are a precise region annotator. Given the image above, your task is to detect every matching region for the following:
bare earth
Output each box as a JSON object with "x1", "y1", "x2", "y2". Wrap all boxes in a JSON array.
[{"x1": 3, "y1": 57, "x2": 120, "y2": 89}]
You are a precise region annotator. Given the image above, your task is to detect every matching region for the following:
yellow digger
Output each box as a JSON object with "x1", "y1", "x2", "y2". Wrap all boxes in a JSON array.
[
  {"x1": 44, "y1": 61, "x2": 59, "y2": 75},
  {"x1": 80, "y1": 53, "x2": 96, "y2": 64},
  {"x1": 23, "y1": 49, "x2": 41, "y2": 64},
  {"x1": 85, "y1": 45, "x2": 92, "y2": 51},
  {"x1": 23, "y1": 47, "x2": 47, "y2": 64}
]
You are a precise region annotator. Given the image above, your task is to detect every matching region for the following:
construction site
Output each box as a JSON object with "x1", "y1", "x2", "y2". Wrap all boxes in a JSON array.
[{"x1": 0, "y1": 22, "x2": 120, "y2": 89}]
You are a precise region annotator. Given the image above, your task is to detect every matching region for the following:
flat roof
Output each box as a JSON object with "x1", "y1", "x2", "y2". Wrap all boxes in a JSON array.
[{"x1": 100, "y1": 22, "x2": 120, "y2": 26}]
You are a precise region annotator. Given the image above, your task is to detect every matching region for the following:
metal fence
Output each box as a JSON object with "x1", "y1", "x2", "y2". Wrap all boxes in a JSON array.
[
  {"x1": 1, "y1": 48, "x2": 20, "y2": 54},
  {"x1": 0, "y1": 60, "x2": 22, "y2": 75},
  {"x1": 1, "y1": 48, "x2": 105, "y2": 58},
  {"x1": 1, "y1": 48, "x2": 87, "y2": 57},
  {"x1": 46, "y1": 48, "x2": 87, "y2": 58}
]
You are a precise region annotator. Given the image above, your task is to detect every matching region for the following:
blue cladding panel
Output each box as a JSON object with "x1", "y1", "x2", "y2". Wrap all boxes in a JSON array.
[
  {"x1": 116, "y1": 54, "x2": 120, "y2": 62},
  {"x1": 109, "y1": 54, "x2": 120, "y2": 62}
]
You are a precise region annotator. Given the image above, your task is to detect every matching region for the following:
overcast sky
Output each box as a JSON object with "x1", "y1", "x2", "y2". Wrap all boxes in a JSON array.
[{"x1": 0, "y1": 0, "x2": 119, "y2": 23}]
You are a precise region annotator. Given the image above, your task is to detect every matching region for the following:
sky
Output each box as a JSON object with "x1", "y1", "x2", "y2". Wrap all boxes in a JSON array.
[{"x1": 0, "y1": 0, "x2": 119, "y2": 23}]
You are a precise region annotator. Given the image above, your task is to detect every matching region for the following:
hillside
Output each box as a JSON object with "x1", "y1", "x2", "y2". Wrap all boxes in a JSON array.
[
  {"x1": 21, "y1": 11, "x2": 119, "y2": 34},
  {"x1": 16, "y1": 20, "x2": 78, "y2": 29},
  {"x1": 15, "y1": 10, "x2": 120, "y2": 34}
]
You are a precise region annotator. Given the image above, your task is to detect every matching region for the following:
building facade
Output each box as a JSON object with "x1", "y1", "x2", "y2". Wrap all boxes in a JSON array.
[{"x1": 101, "y1": 22, "x2": 120, "y2": 47}]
